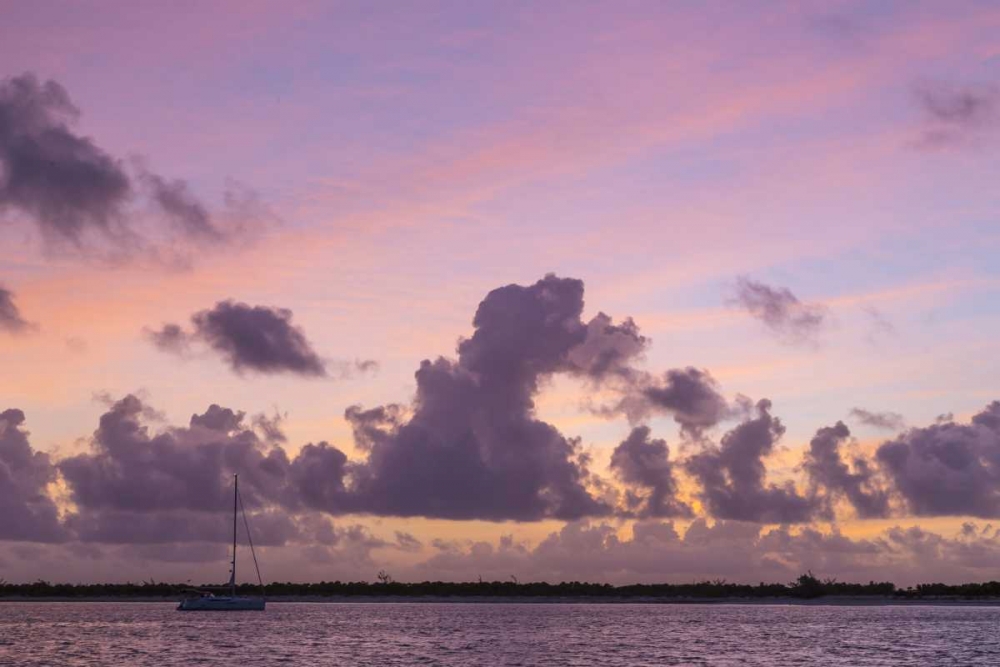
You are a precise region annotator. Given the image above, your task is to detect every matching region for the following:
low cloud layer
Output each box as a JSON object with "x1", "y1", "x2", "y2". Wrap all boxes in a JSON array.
[
  {"x1": 5, "y1": 274, "x2": 1000, "y2": 585},
  {"x1": 147, "y1": 301, "x2": 330, "y2": 377},
  {"x1": 0, "y1": 285, "x2": 34, "y2": 334},
  {"x1": 44, "y1": 391, "x2": 1000, "y2": 532},
  {"x1": 729, "y1": 277, "x2": 827, "y2": 345},
  {"x1": 413, "y1": 519, "x2": 1000, "y2": 587},
  {"x1": 876, "y1": 401, "x2": 1000, "y2": 517}
]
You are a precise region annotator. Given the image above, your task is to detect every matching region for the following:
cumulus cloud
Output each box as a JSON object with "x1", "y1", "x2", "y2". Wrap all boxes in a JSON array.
[
  {"x1": 58, "y1": 396, "x2": 295, "y2": 513},
  {"x1": 913, "y1": 80, "x2": 999, "y2": 148},
  {"x1": 0, "y1": 408, "x2": 66, "y2": 542},
  {"x1": 147, "y1": 301, "x2": 327, "y2": 377},
  {"x1": 728, "y1": 277, "x2": 827, "y2": 345},
  {"x1": 337, "y1": 275, "x2": 615, "y2": 520},
  {"x1": 10, "y1": 390, "x2": 1000, "y2": 585},
  {"x1": 610, "y1": 426, "x2": 692, "y2": 518},
  {"x1": 117, "y1": 276, "x2": 648, "y2": 522},
  {"x1": 849, "y1": 407, "x2": 905, "y2": 431},
  {"x1": 876, "y1": 401, "x2": 1000, "y2": 517},
  {"x1": 0, "y1": 285, "x2": 35, "y2": 334},
  {"x1": 686, "y1": 399, "x2": 819, "y2": 523},
  {"x1": 803, "y1": 421, "x2": 889, "y2": 519}
]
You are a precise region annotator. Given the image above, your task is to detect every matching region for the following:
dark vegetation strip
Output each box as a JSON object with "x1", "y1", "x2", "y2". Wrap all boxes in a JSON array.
[{"x1": 4, "y1": 574, "x2": 1000, "y2": 600}]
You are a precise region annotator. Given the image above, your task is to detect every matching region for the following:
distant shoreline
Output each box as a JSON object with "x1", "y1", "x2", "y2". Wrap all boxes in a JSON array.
[{"x1": 6, "y1": 595, "x2": 1000, "y2": 606}]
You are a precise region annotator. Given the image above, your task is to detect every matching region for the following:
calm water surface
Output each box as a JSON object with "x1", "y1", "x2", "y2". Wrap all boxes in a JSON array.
[{"x1": 2, "y1": 601, "x2": 998, "y2": 666}]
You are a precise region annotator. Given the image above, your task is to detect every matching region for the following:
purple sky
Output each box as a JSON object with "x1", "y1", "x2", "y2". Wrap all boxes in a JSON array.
[{"x1": 1, "y1": 1, "x2": 1000, "y2": 585}]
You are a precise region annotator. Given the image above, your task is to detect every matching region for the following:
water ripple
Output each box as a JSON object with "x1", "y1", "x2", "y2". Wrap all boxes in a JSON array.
[{"x1": 2, "y1": 602, "x2": 999, "y2": 666}]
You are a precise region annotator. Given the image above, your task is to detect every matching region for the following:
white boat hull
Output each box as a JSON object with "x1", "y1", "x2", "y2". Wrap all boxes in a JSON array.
[{"x1": 177, "y1": 596, "x2": 265, "y2": 611}]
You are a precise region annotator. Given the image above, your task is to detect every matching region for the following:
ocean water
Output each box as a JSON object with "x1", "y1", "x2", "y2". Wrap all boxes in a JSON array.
[{"x1": 2, "y1": 601, "x2": 999, "y2": 666}]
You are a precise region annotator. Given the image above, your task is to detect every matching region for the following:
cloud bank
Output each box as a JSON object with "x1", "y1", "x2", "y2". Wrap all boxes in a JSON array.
[{"x1": 4, "y1": 274, "x2": 1000, "y2": 584}]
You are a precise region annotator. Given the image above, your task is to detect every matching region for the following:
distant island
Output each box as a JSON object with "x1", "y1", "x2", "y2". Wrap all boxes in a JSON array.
[{"x1": 5, "y1": 573, "x2": 1000, "y2": 603}]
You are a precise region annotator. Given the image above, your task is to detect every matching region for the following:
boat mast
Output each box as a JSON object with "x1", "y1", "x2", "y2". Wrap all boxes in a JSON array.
[{"x1": 231, "y1": 474, "x2": 238, "y2": 597}]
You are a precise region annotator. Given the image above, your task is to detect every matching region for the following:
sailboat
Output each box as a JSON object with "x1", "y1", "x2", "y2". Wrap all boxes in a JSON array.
[{"x1": 177, "y1": 475, "x2": 266, "y2": 611}]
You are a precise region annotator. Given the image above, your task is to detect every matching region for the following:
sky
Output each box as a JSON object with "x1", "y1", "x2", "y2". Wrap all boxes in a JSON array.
[{"x1": 1, "y1": 0, "x2": 1000, "y2": 586}]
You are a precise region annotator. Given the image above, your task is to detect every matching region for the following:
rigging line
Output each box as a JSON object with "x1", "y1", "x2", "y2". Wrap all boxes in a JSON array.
[{"x1": 237, "y1": 486, "x2": 266, "y2": 598}]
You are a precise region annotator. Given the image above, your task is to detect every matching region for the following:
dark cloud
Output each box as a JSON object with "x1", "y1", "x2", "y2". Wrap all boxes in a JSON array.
[
  {"x1": 0, "y1": 285, "x2": 35, "y2": 334},
  {"x1": 0, "y1": 408, "x2": 66, "y2": 542},
  {"x1": 0, "y1": 72, "x2": 258, "y2": 255},
  {"x1": 610, "y1": 426, "x2": 691, "y2": 518},
  {"x1": 62, "y1": 276, "x2": 635, "y2": 526},
  {"x1": 803, "y1": 421, "x2": 889, "y2": 519},
  {"x1": 572, "y1": 307, "x2": 727, "y2": 439},
  {"x1": 189, "y1": 403, "x2": 245, "y2": 432},
  {"x1": 876, "y1": 401, "x2": 1000, "y2": 517},
  {"x1": 58, "y1": 395, "x2": 295, "y2": 514},
  {"x1": 729, "y1": 277, "x2": 827, "y2": 345},
  {"x1": 337, "y1": 275, "x2": 613, "y2": 520},
  {"x1": 344, "y1": 404, "x2": 404, "y2": 452},
  {"x1": 686, "y1": 399, "x2": 818, "y2": 523},
  {"x1": 149, "y1": 301, "x2": 327, "y2": 377},
  {"x1": 252, "y1": 411, "x2": 288, "y2": 444},
  {"x1": 295, "y1": 275, "x2": 646, "y2": 520},
  {"x1": 593, "y1": 367, "x2": 731, "y2": 439},
  {"x1": 141, "y1": 172, "x2": 221, "y2": 240},
  {"x1": 192, "y1": 301, "x2": 326, "y2": 376},
  {"x1": 850, "y1": 407, "x2": 905, "y2": 431},
  {"x1": 913, "y1": 80, "x2": 999, "y2": 148},
  {"x1": 285, "y1": 441, "x2": 351, "y2": 511},
  {"x1": 566, "y1": 312, "x2": 648, "y2": 380},
  {"x1": 641, "y1": 368, "x2": 730, "y2": 437},
  {"x1": 0, "y1": 73, "x2": 131, "y2": 243},
  {"x1": 64, "y1": 508, "x2": 300, "y2": 546}
]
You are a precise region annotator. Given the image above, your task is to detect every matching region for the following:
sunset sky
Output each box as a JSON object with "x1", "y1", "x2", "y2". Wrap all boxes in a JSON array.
[{"x1": 2, "y1": 1, "x2": 1000, "y2": 586}]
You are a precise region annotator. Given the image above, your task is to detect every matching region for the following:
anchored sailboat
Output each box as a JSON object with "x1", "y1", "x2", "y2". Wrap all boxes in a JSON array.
[{"x1": 177, "y1": 474, "x2": 266, "y2": 611}]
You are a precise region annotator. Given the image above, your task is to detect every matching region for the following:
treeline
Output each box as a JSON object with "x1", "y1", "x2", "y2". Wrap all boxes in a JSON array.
[{"x1": 4, "y1": 573, "x2": 1000, "y2": 600}]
